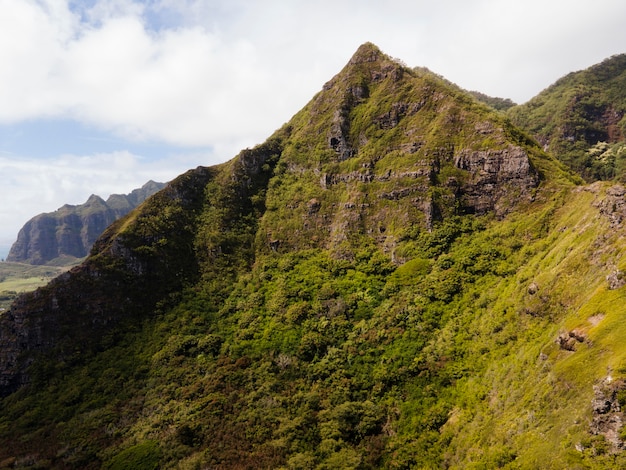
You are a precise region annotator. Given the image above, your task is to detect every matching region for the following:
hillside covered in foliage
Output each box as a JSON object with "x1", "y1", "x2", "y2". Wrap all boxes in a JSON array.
[
  {"x1": 1, "y1": 43, "x2": 626, "y2": 469},
  {"x1": 7, "y1": 180, "x2": 165, "y2": 266},
  {"x1": 507, "y1": 54, "x2": 626, "y2": 182}
]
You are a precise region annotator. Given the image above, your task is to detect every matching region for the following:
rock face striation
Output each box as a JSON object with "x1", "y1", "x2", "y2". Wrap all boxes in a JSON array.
[
  {"x1": 453, "y1": 145, "x2": 538, "y2": 215},
  {"x1": 7, "y1": 180, "x2": 165, "y2": 265},
  {"x1": 590, "y1": 376, "x2": 626, "y2": 451}
]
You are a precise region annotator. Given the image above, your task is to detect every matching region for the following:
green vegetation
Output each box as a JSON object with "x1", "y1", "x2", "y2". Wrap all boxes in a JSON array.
[
  {"x1": 0, "y1": 43, "x2": 625, "y2": 469},
  {"x1": 104, "y1": 441, "x2": 162, "y2": 470},
  {"x1": 0, "y1": 262, "x2": 71, "y2": 310},
  {"x1": 468, "y1": 90, "x2": 517, "y2": 111},
  {"x1": 508, "y1": 54, "x2": 626, "y2": 181},
  {"x1": 3, "y1": 182, "x2": 624, "y2": 468}
]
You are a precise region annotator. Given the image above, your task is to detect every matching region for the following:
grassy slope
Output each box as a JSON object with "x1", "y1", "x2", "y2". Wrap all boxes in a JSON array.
[
  {"x1": 0, "y1": 262, "x2": 72, "y2": 310},
  {"x1": 440, "y1": 182, "x2": 626, "y2": 469}
]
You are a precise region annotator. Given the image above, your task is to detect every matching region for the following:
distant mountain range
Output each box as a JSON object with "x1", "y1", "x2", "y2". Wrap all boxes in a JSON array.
[
  {"x1": 6, "y1": 180, "x2": 165, "y2": 265},
  {"x1": 1, "y1": 44, "x2": 626, "y2": 468}
]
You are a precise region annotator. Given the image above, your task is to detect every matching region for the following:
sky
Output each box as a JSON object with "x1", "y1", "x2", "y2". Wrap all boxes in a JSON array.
[{"x1": 1, "y1": 0, "x2": 626, "y2": 259}]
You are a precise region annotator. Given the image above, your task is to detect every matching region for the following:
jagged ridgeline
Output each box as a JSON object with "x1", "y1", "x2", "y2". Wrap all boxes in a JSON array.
[
  {"x1": 1, "y1": 43, "x2": 626, "y2": 469},
  {"x1": 7, "y1": 180, "x2": 165, "y2": 266}
]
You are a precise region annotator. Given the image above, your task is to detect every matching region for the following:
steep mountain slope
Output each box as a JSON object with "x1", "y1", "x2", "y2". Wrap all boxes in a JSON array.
[
  {"x1": 0, "y1": 43, "x2": 624, "y2": 469},
  {"x1": 467, "y1": 90, "x2": 516, "y2": 111},
  {"x1": 508, "y1": 54, "x2": 626, "y2": 181},
  {"x1": 7, "y1": 180, "x2": 165, "y2": 266}
]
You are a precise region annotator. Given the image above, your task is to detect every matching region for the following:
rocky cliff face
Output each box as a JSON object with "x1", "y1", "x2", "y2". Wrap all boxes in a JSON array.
[
  {"x1": 258, "y1": 43, "x2": 540, "y2": 259},
  {"x1": 7, "y1": 180, "x2": 165, "y2": 265},
  {"x1": 454, "y1": 144, "x2": 538, "y2": 214},
  {"x1": 0, "y1": 171, "x2": 208, "y2": 397}
]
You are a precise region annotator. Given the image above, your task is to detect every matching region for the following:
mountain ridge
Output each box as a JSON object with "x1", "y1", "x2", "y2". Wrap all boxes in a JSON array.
[
  {"x1": 6, "y1": 180, "x2": 165, "y2": 266},
  {"x1": 0, "y1": 43, "x2": 624, "y2": 469},
  {"x1": 507, "y1": 53, "x2": 626, "y2": 181}
]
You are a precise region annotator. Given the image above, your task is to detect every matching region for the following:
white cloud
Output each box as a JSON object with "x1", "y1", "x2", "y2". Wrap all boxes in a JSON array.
[
  {"x1": 0, "y1": 0, "x2": 343, "y2": 159},
  {"x1": 0, "y1": 149, "x2": 209, "y2": 250},
  {"x1": 2, "y1": 0, "x2": 624, "y2": 149},
  {"x1": 0, "y1": 1, "x2": 284, "y2": 153}
]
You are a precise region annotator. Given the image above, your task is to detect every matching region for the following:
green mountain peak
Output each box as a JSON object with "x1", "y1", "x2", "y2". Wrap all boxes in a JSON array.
[
  {"x1": 0, "y1": 44, "x2": 625, "y2": 469},
  {"x1": 348, "y1": 42, "x2": 384, "y2": 64}
]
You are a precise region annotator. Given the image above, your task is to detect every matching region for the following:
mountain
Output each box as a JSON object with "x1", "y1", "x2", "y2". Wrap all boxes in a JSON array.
[
  {"x1": 6, "y1": 180, "x2": 165, "y2": 266},
  {"x1": 507, "y1": 54, "x2": 626, "y2": 181},
  {"x1": 0, "y1": 43, "x2": 625, "y2": 469},
  {"x1": 467, "y1": 90, "x2": 516, "y2": 111},
  {"x1": 413, "y1": 66, "x2": 517, "y2": 112}
]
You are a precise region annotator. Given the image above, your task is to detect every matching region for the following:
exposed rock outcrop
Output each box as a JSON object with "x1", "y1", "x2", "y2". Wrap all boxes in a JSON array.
[
  {"x1": 7, "y1": 181, "x2": 165, "y2": 265},
  {"x1": 596, "y1": 184, "x2": 626, "y2": 228},
  {"x1": 607, "y1": 269, "x2": 626, "y2": 290},
  {"x1": 453, "y1": 145, "x2": 539, "y2": 215},
  {"x1": 590, "y1": 376, "x2": 626, "y2": 452},
  {"x1": 556, "y1": 329, "x2": 588, "y2": 351}
]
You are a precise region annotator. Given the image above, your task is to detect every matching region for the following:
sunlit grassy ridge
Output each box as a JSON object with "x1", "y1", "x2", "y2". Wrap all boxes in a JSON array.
[{"x1": 0, "y1": 43, "x2": 625, "y2": 469}]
